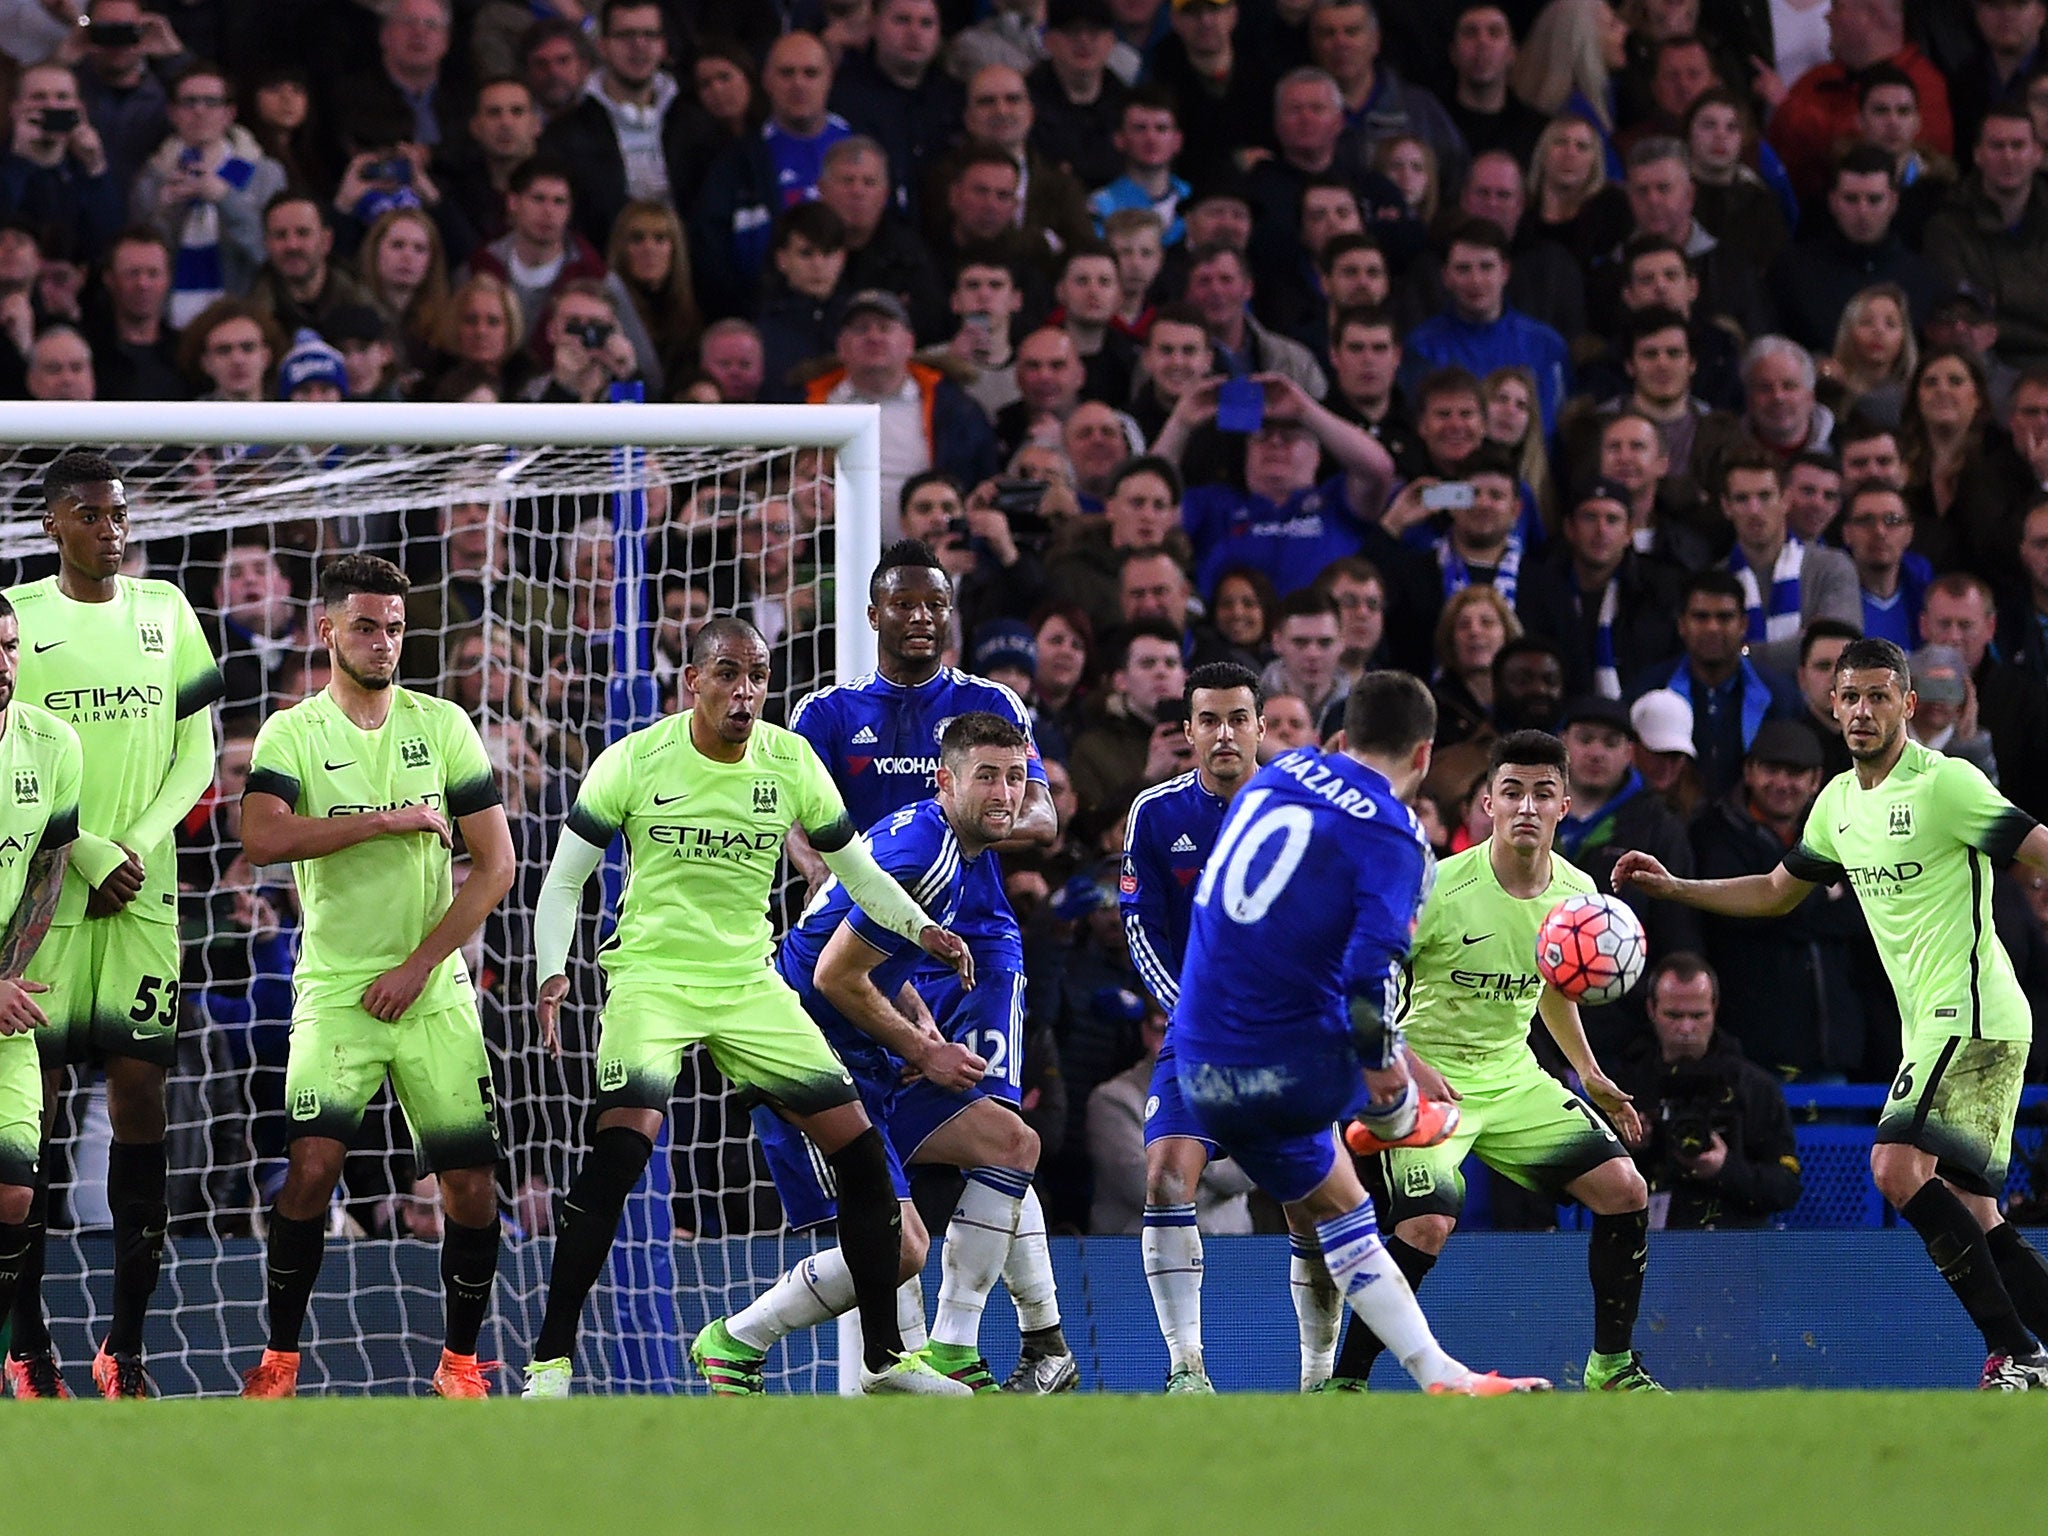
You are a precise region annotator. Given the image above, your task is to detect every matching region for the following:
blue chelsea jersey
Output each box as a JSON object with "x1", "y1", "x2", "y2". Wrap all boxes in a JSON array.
[
  {"x1": 790, "y1": 667, "x2": 1045, "y2": 965},
  {"x1": 1120, "y1": 769, "x2": 1230, "y2": 1012},
  {"x1": 1173, "y1": 749, "x2": 1434, "y2": 1064},
  {"x1": 776, "y1": 799, "x2": 969, "y2": 1073}
]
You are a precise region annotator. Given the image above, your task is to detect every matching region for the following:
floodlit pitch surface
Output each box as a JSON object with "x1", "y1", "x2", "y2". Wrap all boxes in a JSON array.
[{"x1": 19, "y1": 1394, "x2": 2046, "y2": 1534}]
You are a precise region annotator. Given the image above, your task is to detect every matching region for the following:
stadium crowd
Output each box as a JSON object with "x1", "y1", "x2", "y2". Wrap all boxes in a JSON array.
[{"x1": 6, "y1": 0, "x2": 2048, "y2": 1243}]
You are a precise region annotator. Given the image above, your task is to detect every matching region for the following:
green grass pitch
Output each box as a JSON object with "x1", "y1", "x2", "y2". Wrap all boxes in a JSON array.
[{"x1": 17, "y1": 1395, "x2": 2046, "y2": 1534}]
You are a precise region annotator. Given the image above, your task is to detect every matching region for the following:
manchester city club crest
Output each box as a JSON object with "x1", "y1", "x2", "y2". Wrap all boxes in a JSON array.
[
  {"x1": 1888, "y1": 803, "x2": 1913, "y2": 838},
  {"x1": 137, "y1": 620, "x2": 166, "y2": 654},
  {"x1": 12, "y1": 769, "x2": 37, "y2": 805},
  {"x1": 401, "y1": 737, "x2": 431, "y2": 769},
  {"x1": 753, "y1": 779, "x2": 778, "y2": 814}
]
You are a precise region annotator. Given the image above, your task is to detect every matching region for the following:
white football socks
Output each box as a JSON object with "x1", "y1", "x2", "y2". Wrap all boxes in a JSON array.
[
  {"x1": 932, "y1": 1169, "x2": 1026, "y2": 1348},
  {"x1": 1315, "y1": 1201, "x2": 1460, "y2": 1389},
  {"x1": 1289, "y1": 1233, "x2": 1341, "y2": 1389},
  {"x1": 1002, "y1": 1184, "x2": 1061, "y2": 1333},
  {"x1": 1142, "y1": 1203, "x2": 1203, "y2": 1375},
  {"x1": 896, "y1": 1274, "x2": 928, "y2": 1351},
  {"x1": 728, "y1": 1248, "x2": 854, "y2": 1352}
]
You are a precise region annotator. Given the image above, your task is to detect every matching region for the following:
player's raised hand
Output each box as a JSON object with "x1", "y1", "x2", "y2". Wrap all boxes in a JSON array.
[
  {"x1": 1579, "y1": 1068, "x2": 1643, "y2": 1146},
  {"x1": 87, "y1": 845, "x2": 146, "y2": 917},
  {"x1": 918, "y1": 924, "x2": 974, "y2": 990},
  {"x1": 913, "y1": 1038, "x2": 989, "y2": 1093},
  {"x1": 0, "y1": 977, "x2": 48, "y2": 1036},
  {"x1": 383, "y1": 802, "x2": 454, "y2": 849},
  {"x1": 537, "y1": 973, "x2": 570, "y2": 1058},
  {"x1": 362, "y1": 956, "x2": 432, "y2": 1022},
  {"x1": 1609, "y1": 850, "x2": 1674, "y2": 898}
]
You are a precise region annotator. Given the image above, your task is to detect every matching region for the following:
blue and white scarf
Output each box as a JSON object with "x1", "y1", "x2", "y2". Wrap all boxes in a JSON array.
[
  {"x1": 1436, "y1": 532, "x2": 1523, "y2": 606},
  {"x1": 1728, "y1": 539, "x2": 1804, "y2": 647},
  {"x1": 1591, "y1": 577, "x2": 1621, "y2": 698}
]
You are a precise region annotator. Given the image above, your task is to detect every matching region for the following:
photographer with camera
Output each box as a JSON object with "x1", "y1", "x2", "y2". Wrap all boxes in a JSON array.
[
  {"x1": 520, "y1": 280, "x2": 641, "y2": 403},
  {"x1": 1611, "y1": 953, "x2": 1803, "y2": 1230},
  {"x1": 1, "y1": 62, "x2": 123, "y2": 264}
]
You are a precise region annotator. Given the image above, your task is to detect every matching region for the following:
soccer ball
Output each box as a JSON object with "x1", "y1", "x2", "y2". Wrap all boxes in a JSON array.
[{"x1": 1535, "y1": 894, "x2": 1647, "y2": 1006}]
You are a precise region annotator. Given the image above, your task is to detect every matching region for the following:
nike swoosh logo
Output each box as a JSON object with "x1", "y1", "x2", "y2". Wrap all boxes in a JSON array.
[
  {"x1": 1837, "y1": 823, "x2": 1851, "y2": 834},
  {"x1": 324, "y1": 760, "x2": 355, "y2": 771},
  {"x1": 1462, "y1": 932, "x2": 1493, "y2": 945},
  {"x1": 131, "y1": 1028, "x2": 154, "y2": 1041},
  {"x1": 653, "y1": 792, "x2": 684, "y2": 806},
  {"x1": 32, "y1": 641, "x2": 63, "y2": 653}
]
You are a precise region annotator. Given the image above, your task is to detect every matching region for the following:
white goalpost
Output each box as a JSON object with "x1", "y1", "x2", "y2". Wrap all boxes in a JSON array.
[{"x1": 0, "y1": 400, "x2": 884, "y2": 1395}]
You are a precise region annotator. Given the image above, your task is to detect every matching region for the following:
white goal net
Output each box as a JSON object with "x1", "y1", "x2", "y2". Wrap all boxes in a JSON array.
[{"x1": 0, "y1": 401, "x2": 882, "y2": 1395}]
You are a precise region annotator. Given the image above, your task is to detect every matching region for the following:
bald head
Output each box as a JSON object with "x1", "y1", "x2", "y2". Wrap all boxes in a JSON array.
[{"x1": 764, "y1": 31, "x2": 833, "y2": 133}]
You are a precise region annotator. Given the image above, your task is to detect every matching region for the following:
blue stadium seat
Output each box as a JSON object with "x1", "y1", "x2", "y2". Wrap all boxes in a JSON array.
[{"x1": 1787, "y1": 1125, "x2": 1891, "y2": 1227}]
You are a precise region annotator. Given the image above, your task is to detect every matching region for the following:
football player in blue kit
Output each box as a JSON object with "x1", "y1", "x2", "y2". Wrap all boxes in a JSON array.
[
  {"x1": 690, "y1": 714, "x2": 1038, "y2": 1393},
  {"x1": 1173, "y1": 671, "x2": 1552, "y2": 1396},
  {"x1": 1123, "y1": 660, "x2": 1353, "y2": 1393},
  {"x1": 786, "y1": 540, "x2": 1076, "y2": 1392}
]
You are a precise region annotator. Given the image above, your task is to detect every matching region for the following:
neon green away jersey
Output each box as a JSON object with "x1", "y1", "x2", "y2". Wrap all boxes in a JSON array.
[
  {"x1": 1398, "y1": 839, "x2": 1596, "y2": 1081},
  {"x1": 1786, "y1": 739, "x2": 2035, "y2": 1044},
  {"x1": 0, "y1": 701, "x2": 83, "y2": 917},
  {"x1": 246, "y1": 687, "x2": 500, "y2": 1015},
  {"x1": 565, "y1": 712, "x2": 848, "y2": 987},
  {"x1": 5, "y1": 576, "x2": 223, "y2": 925}
]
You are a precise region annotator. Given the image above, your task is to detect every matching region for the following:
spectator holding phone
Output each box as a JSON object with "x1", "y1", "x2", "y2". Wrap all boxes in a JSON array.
[
  {"x1": 1159, "y1": 370, "x2": 1397, "y2": 601},
  {"x1": 519, "y1": 280, "x2": 641, "y2": 402},
  {"x1": 1, "y1": 62, "x2": 123, "y2": 263}
]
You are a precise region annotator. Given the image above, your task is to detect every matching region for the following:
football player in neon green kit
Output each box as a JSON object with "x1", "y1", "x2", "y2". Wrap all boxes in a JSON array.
[
  {"x1": 522, "y1": 616, "x2": 976, "y2": 1397},
  {"x1": 0, "y1": 592, "x2": 84, "y2": 1364},
  {"x1": 236, "y1": 554, "x2": 517, "y2": 1399},
  {"x1": 1335, "y1": 729, "x2": 1659, "y2": 1392},
  {"x1": 1619, "y1": 636, "x2": 2048, "y2": 1390},
  {"x1": 4, "y1": 450, "x2": 222, "y2": 1400}
]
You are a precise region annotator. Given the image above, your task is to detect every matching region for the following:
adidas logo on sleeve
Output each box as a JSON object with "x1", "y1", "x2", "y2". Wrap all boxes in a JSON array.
[
  {"x1": 1171, "y1": 834, "x2": 1197, "y2": 853},
  {"x1": 851, "y1": 725, "x2": 878, "y2": 744}
]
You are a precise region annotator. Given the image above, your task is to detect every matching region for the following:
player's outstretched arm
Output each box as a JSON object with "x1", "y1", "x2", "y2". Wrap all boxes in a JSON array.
[
  {"x1": 240, "y1": 791, "x2": 452, "y2": 866},
  {"x1": 0, "y1": 842, "x2": 67, "y2": 1037},
  {"x1": 816, "y1": 924, "x2": 987, "y2": 1092},
  {"x1": 361, "y1": 804, "x2": 518, "y2": 1023},
  {"x1": 808, "y1": 814, "x2": 975, "y2": 989},
  {"x1": 532, "y1": 825, "x2": 606, "y2": 1057},
  {"x1": 783, "y1": 824, "x2": 831, "y2": 894},
  {"x1": 1536, "y1": 984, "x2": 1643, "y2": 1145},
  {"x1": 1610, "y1": 850, "x2": 1813, "y2": 918}
]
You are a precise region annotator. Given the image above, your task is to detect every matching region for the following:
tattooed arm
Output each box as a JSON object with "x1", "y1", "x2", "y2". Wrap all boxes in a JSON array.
[{"x1": 0, "y1": 841, "x2": 66, "y2": 1037}]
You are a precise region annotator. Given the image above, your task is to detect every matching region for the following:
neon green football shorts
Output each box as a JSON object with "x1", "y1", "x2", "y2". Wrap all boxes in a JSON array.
[
  {"x1": 595, "y1": 972, "x2": 857, "y2": 1119},
  {"x1": 1877, "y1": 1035, "x2": 2027, "y2": 1198},
  {"x1": 27, "y1": 910, "x2": 182, "y2": 1071},
  {"x1": 1384, "y1": 1061, "x2": 1629, "y2": 1223},
  {"x1": 284, "y1": 995, "x2": 501, "y2": 1174},
  {"x1": 0, "y1": 1032, "x2": 42, "y2": 1187}
]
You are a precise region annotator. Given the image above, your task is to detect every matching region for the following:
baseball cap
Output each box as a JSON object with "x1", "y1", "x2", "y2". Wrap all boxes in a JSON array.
[
  {"x1": 277, "y1": 327, "x2": 349, "y2": 399},
  {"x1": 839, "y1": 289, "x2": 911, "y2": 331},
  {"x1": 1574, "y1": 476, "x2": 1634, "y2": 515},
  {"x1": 1630, "y1": 689, "x2": 1695, "y2": 757},
  {"x1": 1747, "y1": 719, "x2": 1824, "y2": 769},
  {"x1": 1559, "y1": 695, "x2": 1635, "y2": 737},
  {"x1": 1908, "y1": 644, "x2": 1968, "y2": 705},
  {"x1": 973, "y1": 619, "x2": 1038, "y2": 677}
]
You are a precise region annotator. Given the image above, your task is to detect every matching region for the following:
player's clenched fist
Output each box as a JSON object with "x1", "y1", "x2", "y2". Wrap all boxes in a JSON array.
[{"x1": 917, "y1": 925, "x2": 974, "y2": 990}]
